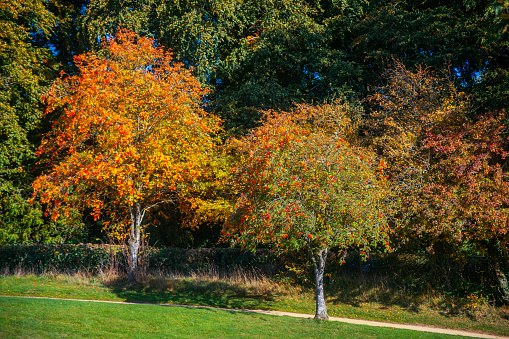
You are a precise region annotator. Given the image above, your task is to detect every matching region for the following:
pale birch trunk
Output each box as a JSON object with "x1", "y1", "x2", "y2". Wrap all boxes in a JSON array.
[
  {"x1": 305, "y1": 237, "x2": 329, "y2": 320},
  {"x1": 128, "y1": 202, "x2": 143, "y2": 284}
]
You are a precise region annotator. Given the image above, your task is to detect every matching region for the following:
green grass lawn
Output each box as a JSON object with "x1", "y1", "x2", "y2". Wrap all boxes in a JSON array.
[
  {"x1": 0, "y1": 296, "x2": 476, "y2": 339},
  {"x1": 0, "y1": 273, "x2": 508, "y2": 337}
]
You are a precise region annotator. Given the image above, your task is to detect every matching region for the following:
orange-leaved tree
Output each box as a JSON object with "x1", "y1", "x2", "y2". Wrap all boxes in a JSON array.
[
  {"x1": 223, "y1": 102, "x2": 391, "y2": 319},
  {"x1": 33, "y1": 30, "x2": 221, "y2": 282}
]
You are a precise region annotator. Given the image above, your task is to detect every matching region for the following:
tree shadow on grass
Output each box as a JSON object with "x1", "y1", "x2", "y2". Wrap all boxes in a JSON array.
[
  {"x1": 324, "y1": 273, "x2": 482, "y2": 319},
  {"x1": 104, "y1": 275, "x2": 279, "y2": 311},
  {"x1": 328, "y1": 286, "x2": 424, "y2": 313}
]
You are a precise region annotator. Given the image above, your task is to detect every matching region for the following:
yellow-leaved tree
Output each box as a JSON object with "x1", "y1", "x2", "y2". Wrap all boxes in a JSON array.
[{"x1": 33, "y1": 30, "x2": 221, "y2": 282}]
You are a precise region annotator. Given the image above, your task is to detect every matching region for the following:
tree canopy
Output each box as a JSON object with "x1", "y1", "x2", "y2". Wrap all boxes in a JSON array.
[
  {"x1": 33, "y1": 30, "x2": 221, "y2": 281},
  {"x1": 224, "y1": 102, "x2": 390, "y2": 318},
  {"x1": 1, "y1": 0, "x2": 509, "y2": 303}
]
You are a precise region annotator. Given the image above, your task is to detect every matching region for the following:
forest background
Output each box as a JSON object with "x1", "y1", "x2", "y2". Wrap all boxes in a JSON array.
[{"x1": 1, "y1": 0, "x2": 509, "y2": 307}]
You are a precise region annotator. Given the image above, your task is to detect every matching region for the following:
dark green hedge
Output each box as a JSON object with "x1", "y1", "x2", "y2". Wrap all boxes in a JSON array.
[
  {"x1": 0, "y1": 244, "x2": 279, "y2": 275},
  {"x1": 0, "y1": 244, "x2": 119, "y2": 273},
  {"x1": 0, "y1": 244, "x2": 504, "y2": 301},
  {"x1": 148, "y1": 247, "x2": 278, "y2": 274}
]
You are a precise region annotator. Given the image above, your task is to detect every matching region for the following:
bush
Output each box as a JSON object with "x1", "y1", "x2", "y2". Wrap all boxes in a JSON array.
[
  {"x1": 0, "y1": 244, "x2": 504, "y2": 302},
  {"x1": 0, "y1": 244, "x2": 279, "y2": 276},
  {"x1": 0, "y1": 244, "x2": 122, "y2": 274}
]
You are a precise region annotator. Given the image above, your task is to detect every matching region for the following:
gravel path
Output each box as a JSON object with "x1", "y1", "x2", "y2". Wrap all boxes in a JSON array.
[{"x1": 2, "y1": 295, "x2": 508, "y2": 339}]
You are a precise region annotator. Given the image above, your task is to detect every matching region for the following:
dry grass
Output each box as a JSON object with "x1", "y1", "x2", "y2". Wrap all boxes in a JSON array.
[
  {"x1": 321, "y1": 271, "x2": 507, "y2": 322},
  {"x1": 0, "y1": 263, "x2": 292, "y2": 301},
  {"x1": 103, "y1": 265, "x2": 294, "y2": 299},
  {"x1": 0, "y1": 262, "x2": 503, "y2": 322}
]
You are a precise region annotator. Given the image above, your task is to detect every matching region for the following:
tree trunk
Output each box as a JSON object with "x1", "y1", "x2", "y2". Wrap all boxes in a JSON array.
[
  {"x1": 127, "y1": 202, "x2": 143, "y2": 284},
  {"x1": 495, "y1": 267, "x2": 509, "y2": 304},
  {"x1": 305, "y1": 238, "x2": 329, "y2": 320},
  {"x1": 314, "y1": 249, "x2": 329, "y2": 320},
  {"x1": 487, "y1": 239, "x2": 509, "y2": 304}
]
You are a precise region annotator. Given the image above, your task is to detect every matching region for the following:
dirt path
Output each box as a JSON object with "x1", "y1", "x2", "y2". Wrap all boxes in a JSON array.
[{"x1": 2, "y1": 295, "x2": 507, "y2": 339}]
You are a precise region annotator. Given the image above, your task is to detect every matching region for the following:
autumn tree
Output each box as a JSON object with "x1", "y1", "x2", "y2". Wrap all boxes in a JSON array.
[
  {"x1": 33, "y1": 30, "x2": 221, "y2": 282},
  {"x1": 366, "y1": 61, "x2": 509, "y2": 302},
  {"x1": 419, "y1": 111, "x2": 509, "y2": 302},
  {"x1": 224, "y1": 102, "x2": 390, "y2": 319},
  {"x1": 364, "y1": 61, "x2": 470, "y2": 232}
]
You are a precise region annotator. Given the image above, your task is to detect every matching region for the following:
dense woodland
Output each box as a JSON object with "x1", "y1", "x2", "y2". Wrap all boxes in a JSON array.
[{"x1": 1, "y1": 0, "x2": 509, "y2": 314}]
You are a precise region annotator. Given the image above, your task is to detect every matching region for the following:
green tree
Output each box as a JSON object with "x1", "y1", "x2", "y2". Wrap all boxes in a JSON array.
[
  {"x1": 73, "y1": 0, "x2": 509, "y2": 129},
  {"x1": 76, "y1": 0, "x2": 368, "y2": 131},
  {"x1": 224, "y1": 102, "x2": 390, "y2": 319},
  {"x1": 328, "y1": 0, "x2": 509, "y2": 111},
  {"x1": 0, "y1": 0, "x2": 84, "y2": 244},
  {"x1": 45, "y1": 0, "x2": 89, "y2": 73}
]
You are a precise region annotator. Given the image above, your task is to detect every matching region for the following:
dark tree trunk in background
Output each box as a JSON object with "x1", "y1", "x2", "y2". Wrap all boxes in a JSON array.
[{"x1": 487, "y1": 240, "x2": 509, "y2": 304}]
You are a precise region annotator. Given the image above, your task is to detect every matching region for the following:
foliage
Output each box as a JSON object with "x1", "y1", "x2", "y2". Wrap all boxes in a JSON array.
[
  {"x1": 0, "y1": 244, "x2": 118, "y2": 274},
  {"x1": 0, "y1": 244, "x2": 278, "y2": 277},
  {"x1": 418, "y1": 112, "x2": 509, "y2": 242},
  {"x1": 79, "y1": 0, "x2": 319, "y2": 81},
  {"x1": 419, "y1": 111, "x2": 509, "y2": 302},
  {"x1": 44, "y1": 0, "x2": 89, "y2": 72},
  {"x1": 175, "y1": 144, "x2": 235, "y2": 231},
  {"x1": 367, "y1": 61, "x2": 509, "y2": 251},
  {"x1": 61, "y1": 1, "x2": 509, "y2": 129},
  {"x1": 0, "y1": 0, "x2": 85, "y2": 244},
  {"x1": 0, "y1": 193, "x2": 84, "y2": 245},
  {"x1": 364, "y1": 60, "x2": 470, "y2": 202},
  {"x1": 0, "y1": 0, "x2": 55, "y2": 152},
  {"x1": 330, "y1": 1, "x2": 489, "y2": 84},
  {"x1": 77, "y1": 0, "x2": 367, "y2": 131},
  {"x1": 366, "y1": 60, "x2": 509, "y2": 302},
  {"x1": 495, "y1": 0, "x2": 509, "y2": 33},
  {"x1": 215, "y1": 19, "x2": 361, "y2": 131},
  {"x1": 33, "y1": 30, "x2": 221, "y2": 281},
  {"x1": 364, "y1": 61, "x2": 468, "y2": 235},
  {"x1": 324, "y1": 0, "x2": 509, "y2": 113},
  {"x1": 225, "y1": 102, "x2": 389, "y2": 254},
  {"x1": 224, "y1": 101, "x2": 391, "y2": 318}
]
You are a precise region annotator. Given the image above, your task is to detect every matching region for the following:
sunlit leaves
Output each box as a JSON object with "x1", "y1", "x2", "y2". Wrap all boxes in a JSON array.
[
  {"x1": 366, "y1": 60, "x2": 509, "y2": 287},
  {"x1": 420, "y1": 111, "x2": 509, "y2": 244},
  {"x1": 364, "y1": 61, "x2": 471, "y2": 234},
  {"x1": 0, "y1": 0, "x2": 56, "y2": 171},
  {"x1": 222, "y1": 101, "x2": 391, "y2": 318},
  {"x1": 0, "y1": 0, "x2": 65, "y2": 244},
  {"x1": 366, "y1": 60, "x2": 469, "y2": 172},
  {"x1": 224, "y1": 101, "x2": 391, "y2": 256},
  {"x1": 33, "y1": 30, "x2": 221, "y2": 244}
]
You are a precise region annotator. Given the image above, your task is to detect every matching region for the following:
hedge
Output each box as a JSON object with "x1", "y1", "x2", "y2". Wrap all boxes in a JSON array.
[{"x1": 0, "y1": 244, "x2": 279, "y2": 275}]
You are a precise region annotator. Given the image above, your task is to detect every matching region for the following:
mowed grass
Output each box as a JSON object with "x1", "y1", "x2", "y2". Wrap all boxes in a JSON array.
[
  {"x1": 0, "y1": 296, "x2": 475, "y2": 339},
  {"x1": 1, "y1": 272, "x2": 508, "y2": 337}
]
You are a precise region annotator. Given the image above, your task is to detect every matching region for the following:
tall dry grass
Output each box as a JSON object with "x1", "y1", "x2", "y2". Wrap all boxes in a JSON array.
[{"x1": 2, "y1": 259, "x2": 507, "y2": 321}]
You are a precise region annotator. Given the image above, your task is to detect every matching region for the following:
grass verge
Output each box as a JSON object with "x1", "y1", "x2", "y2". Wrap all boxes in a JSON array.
[
  {"x1": 0, "y1": 270, "x2": 508, "y2": 337},
  {"x1": 0, "y1": 296, "x2": 476, "y2": 338}
]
